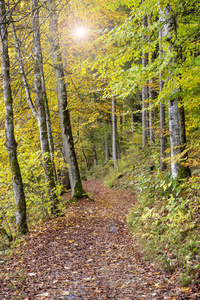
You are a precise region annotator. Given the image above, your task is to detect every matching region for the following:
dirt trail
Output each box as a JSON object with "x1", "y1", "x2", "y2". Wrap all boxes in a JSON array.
[{"x1": 0, "y1": 180, "x2": 199, "y2": 299}]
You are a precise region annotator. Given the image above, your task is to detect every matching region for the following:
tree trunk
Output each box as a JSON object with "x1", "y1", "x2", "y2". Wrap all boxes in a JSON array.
[
  {"x1": 61, "y1": 168, "x2": 71, "y2": 192},
  {"x1": 160, "y1": 85, "x2": 167, "y2": 171},
  {"x1": 44, "y1": 100, "x2": 58, "y2": 183},
  {"x1": 112, "y1": 95, "x2": 117, "y2": 167},
  {"x1": 105, "y1": 116, "x2": 111, "y2": 163},
  {"x1": 168, "y1": 99, "x2": 190, "y2": 179},
  {"x1": 159, "y1": 23, "x2": 167, "y2": 171},
  {"x1": 0, "y1": 0, "x2": 28, "y2": 235},
  {"x1": 142, "y1": 15, "x2": 149, "y2": 148},
  {"x1": 149, "y1": 79, "x2": 155, "y2": 149},
  {"x1": 130, "y1": 97, "x2": 134, "y2": 132},
  {"x1": 48, "y1": 0, "x2": 85, "y2": 199},
  {"x1": 11, "y1": 4, "x2": 59, "y2": 211},
  {"x1": 92, "y1": 145, "x2": 97, "y2": 166},
  {"x1": 60, "y1": 147, "x2": 71, "y2": 193},
  {"x1": 161, "y1": 7, "x2": 190, "y2": 179},
  {"x1": 32, "y1": 0, "x2": 60, "y2": 214}
]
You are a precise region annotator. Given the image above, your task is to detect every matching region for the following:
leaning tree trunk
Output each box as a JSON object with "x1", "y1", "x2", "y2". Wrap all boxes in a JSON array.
[
  {"x1": 32, "y1": 0, "x2": 60, "y2": 214},
  {"x1": 0, "y1": 0, "x2": 28, "y2": 235},
  {"x1": 161, "y1": 6, "x2": 190, "y2": 179},
  {"x1": 48, "y1": 0, "x2": 85, "y2": 199}
]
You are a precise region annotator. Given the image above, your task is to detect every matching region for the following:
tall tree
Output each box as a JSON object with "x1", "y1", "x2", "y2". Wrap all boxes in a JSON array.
[
  {"x1": 142, "y1": 14, "x2": 149, "y2": 148},
  {"x1": 105, "y1": 116, "x2": 111, "y2": 163},
  {"x1": 10, "y1": 1, "x2": 58, "y2": 184},
  {"x1": 32, "y1": 0, "x2": 60, "y2": 214},
  {"x1": 112, "y1": 95, "x2": 117, "y2": 167},
  {"x1": 160, "y1": 6, "x2": 190, "y2": 179},
  {"x1": 159, "y1": 17, "x2": 167, "y2": 171},
  {"x1": 0, "y1": 0, "x2": 28, "y2": 235},
  {"x1": 48, "y1": 0, "x2": 85, "y2": 199}
]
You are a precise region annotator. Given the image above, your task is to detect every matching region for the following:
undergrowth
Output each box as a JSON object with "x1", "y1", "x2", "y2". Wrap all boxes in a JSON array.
[{"x1": 104, "y1": 146, "x2": 200, "y2": 286}]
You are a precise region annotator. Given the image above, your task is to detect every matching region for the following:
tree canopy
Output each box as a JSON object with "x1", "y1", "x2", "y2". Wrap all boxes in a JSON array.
[{"x1": 0, "y1": 0, "x2": 199, "y2": 237}]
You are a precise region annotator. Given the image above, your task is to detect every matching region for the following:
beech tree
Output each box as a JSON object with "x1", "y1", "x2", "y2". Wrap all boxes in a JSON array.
[
  {"x1": 159, "y1": 16, "x2": 167, "y2": 171},
  {"x1": 142, "y1": 14, "x2": 148, "y2": 148},
  {"x1": 32, "y1": 0, "x2": 60, "y2": 214},
  {"x1": 160, "y1": 6, "x2": 191, "y2": 179},
  {"x1": 48, "y1": 0, "x2": 85, "y2": 199},
  {"x1": 112, "y1": 95, "x2": 117, "y2": 167},
  {"x1": 0, "y1": 0, "x2": 28, "y2": 235},
  {"x1": 9, "y1": 0, "x2": 60, "y2": 215}
]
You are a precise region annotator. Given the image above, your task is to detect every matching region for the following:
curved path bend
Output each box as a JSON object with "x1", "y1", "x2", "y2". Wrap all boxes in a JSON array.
[{"x1": 0, "y1": 180, "x2": 199, "y2": 299}]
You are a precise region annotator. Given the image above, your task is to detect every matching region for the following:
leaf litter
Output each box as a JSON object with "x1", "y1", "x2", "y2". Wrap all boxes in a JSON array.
[{"x1": 0, "y1": 180, "x2": 199, "y2": 299}]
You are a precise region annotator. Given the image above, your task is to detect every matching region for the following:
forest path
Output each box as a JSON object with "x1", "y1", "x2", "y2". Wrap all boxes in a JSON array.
[{"x1": 0, "y1": 180, "x2": 198, "y2": 299}]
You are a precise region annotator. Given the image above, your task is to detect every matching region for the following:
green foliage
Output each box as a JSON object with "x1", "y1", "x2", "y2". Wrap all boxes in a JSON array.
[
  {"x1": 0, "y1": 144, "x2": 65, "y2": 242},
  {"x1": 105, "y1": 142, "x2": 200, "y2": 284},
  {"x1": 86, "y1": 160, "x2": 114, "y2": 180}
]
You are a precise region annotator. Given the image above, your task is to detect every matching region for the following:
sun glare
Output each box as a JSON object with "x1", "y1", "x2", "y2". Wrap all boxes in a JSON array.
[{"x1": 75, "y1": 26, "x2": 87, "y2": 38}]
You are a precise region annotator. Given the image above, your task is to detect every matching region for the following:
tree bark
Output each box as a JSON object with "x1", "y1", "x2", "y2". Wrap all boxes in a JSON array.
[
  {"x1": 149, "y1": 79, "x2": 155, "y2": 149},
  {"x1": 48, "y1": 0, "x2": 85, "y2": 199},
  {"x1": 159, "y1": 18, "x2": 167, "y2": 171},
  {"x1": 11, "y1": 4, "x2": 59, "y2": 211},
  {"x1": 0, "y1": 0, "x2": 28, "y2": 235},
  {"x1": 32, "y1": 0, "x2": 60, "y2": 214},
  {"x1": 112, "y1": 95, "x2": 117, "y2": 167},
  {"x1": 105, "y1": 118, "x2": 110, "y2": 163},
  {"x1": 142, "y1": 15, "x2": 149, "y2": 148},
  {"x1": 92, "y1": 144, "x2": 97, "y2": 166},
  {"x1": 161, "y1": 6, "x2": 190, "y2": 179},
  {"x1": 130, "y1": 97, "x2": 134, "y2": 133}
]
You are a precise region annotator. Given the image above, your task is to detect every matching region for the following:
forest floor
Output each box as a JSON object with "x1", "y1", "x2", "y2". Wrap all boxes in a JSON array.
[{"x1": 0, "y1": 180, "x2": 199, "y2": 300}]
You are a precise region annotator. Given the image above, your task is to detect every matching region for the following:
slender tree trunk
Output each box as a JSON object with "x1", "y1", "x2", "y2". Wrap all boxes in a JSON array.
[
  {"x1": 105, "y1": 138, "x2": 110, "y2": 163},
  {"x1": 48, "y1": 0, "x2": 85, "y2": 199},
  {"x1": 32, "y1": 0, "x2": 60, "y2": 214},
  {"x1": 11, "y1": 7, "x2": 58, "y2": 206},
  {"x1": 142, "y1": 15, "x2": 149, "y2": 147},
  {"x1": 44, "y1": 100, "x2": 58, "y2": 183},
  {"x1": 60, "y1": 147, "x2": 71, "y2": 192},
  {"x1": 161, "y1": 7, "x2": 190, "y2": 179},
  {"x1": 159, "y1": 21, "x2": 167, "y2": 171},
  {"x1": 130, "y1": 97, "x2": 134, "y2": 132},
  {"x1": 82, "y1": 148, "x2": 90, "y2": 170},
  {"x1": 112, "y1": 95, "x2": 117, "y2": 167},
  {"x1": 61, "y1": 168, "x2": 71, "y2": 192},
  {"x1": 105, "y1": 116, "x2": 111, "y2": 163},
  {"x1": 92, "y1": 144, "x2": 97, "y2": 166},
  {"x1": 0, "y1": 0, "x2": 28, "y2": 235},
  {"x1": 149, "y1": 79, "x2": 155, "y2": 149},
  {"x1": 159, "y1": 83, "x2": 167, "y2": 171}
]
